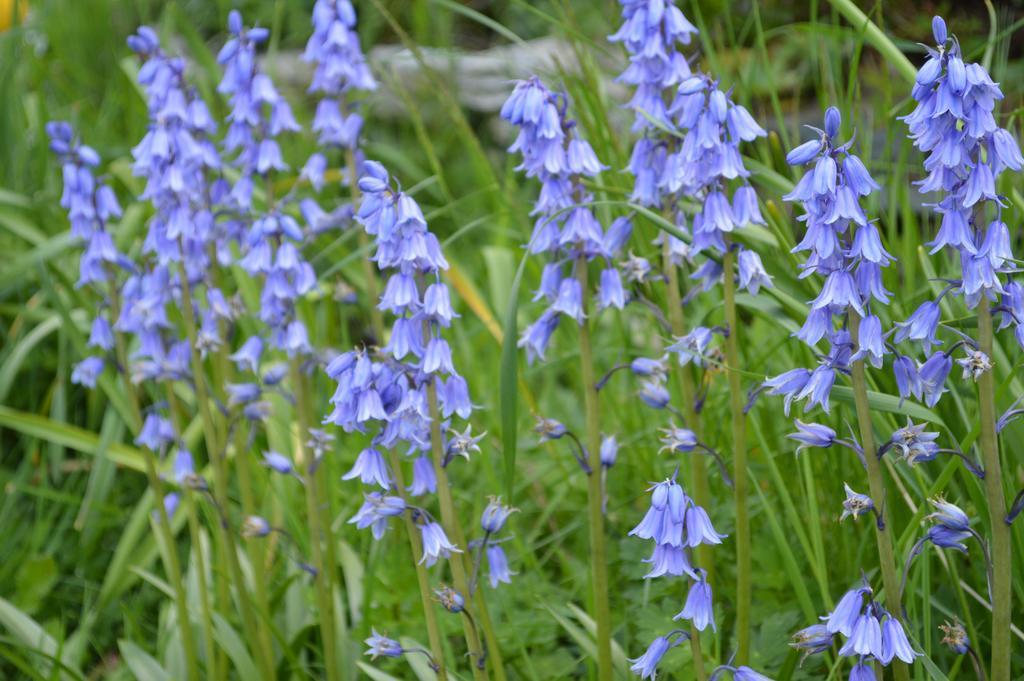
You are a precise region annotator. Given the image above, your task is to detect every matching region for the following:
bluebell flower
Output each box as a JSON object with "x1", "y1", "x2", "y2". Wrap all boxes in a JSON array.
[
  {"x1": 630, "y1": 478, "x2": 689, "y2": 547},
  {"x1": 172, "y1": 447, "x2": 194, "y2": 483},
  {"x1": 674, "y1": 571, "x2": 715, "y2": 631},
  {"x1": 879, "y1": 615, "x2": 918, "y2": 664},
  {"x1": 851, "y1": 313, "x2": 885, "y2": 368},
  {"x1": 534, "y1": 416, "x2": 567, "y2": 441},
  {"x1": 894, "y1": 301, "x2": 941, "y2": 350},
  {"x1": 824, "y1": 586, "x2": 868, "y2": 636},
  {"x1": 136, "y1": 413, "x2": 176, "y2": 451},
  {"x1": 787, "y1": 420, "x2": 836, "y2": 452},
  {"x1": 348, "y1": 492, "x2": 406, "y2": 539},
  {"x1": 658, "y1": 425, "x2": 698, "y2": 453},
  {"x1": 918, "y1": 351, "x2": 952, "y2": 407},
  {"x1": 407, "y1": 455, "x2": 436, "y2": 496},
  {"x1": 241, "y1": 515, "x2": 271, "y2": 538},
  {"x1": 888, "y1": 420, "x2": 939, "y2": 464},
  {"x1": 364, "y1": 629, "x2": 403, "y2": 659},
  {"x1": 762, "y1": 368, "x2": 811, "y2": 416},
  {"x1": 419, "y1": 521, "x2": 461, "y2": 566},
  {"x1": 840, "y1": 483, "x2": 874, "y2": 522},
  {"x1": 847, "y1": 662, "x2": 874, "y2": 681},
  {"x1": 434, "y1": 585, "x2": 465, "y2": 613},
  {"x1": 342, "y1": 448, "x2": 391, "y2": 489},
  {"x1": 892, "y1": 355, "x2": 923, "y2": 402},
  {"x1": 639, "y1": 379, "x2": 671, "y2": 409},
  {"x1": 666, "y1": 327, "x2": 714, "y2": 367},
  {"x1": 790, "y1": 623, "x2": 834, "y2": 660},
  {"x1": 71, "y1": 356, "x2": 105, "y2": 388},
  {"x1": 600, "y1": 434, "x2": 619, "y2": 468},
  {"x1": 927, "y1": 498, "x2": 970, "y2": 532},
  {"x1": 486, "y1": 544, "x2": 514, "y2": 588},
  {"x1": 643, "y1": 544, "x2": 696, "y2": 579},
  {"x1": 710, "y1": 666, "x2": 774, "y2": 681},
  {"x1": 88, "y1": 317, "x2": 114, "y2": 351},
  {"x1": 480, "y1": 497, "x2": 516, "y2": 534},
  {"x1": 262, "y1": 450, "x2": 294, "y2": 475},
  {"x1": 956, "y1": 349, "x2": 992, "y2": 381},
  {"x1": 683, "y1": 505, "x2": 726, "y2": 547},
  {"x1": 629, "y1": 635, "x2": 672, "y2": 680},
  {"x1": 737, "y1": 249, "x2": 773, "y2": 295},
  {"x1": 838, "y1": 611, "x2": 883, "y2": 659}
]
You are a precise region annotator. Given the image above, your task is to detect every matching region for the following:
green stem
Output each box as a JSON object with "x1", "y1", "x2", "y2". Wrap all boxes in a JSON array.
[
  {"x1": 662, "y1": 241, "x2": 708, "y2": 681},
  {"x1": 231, "y1": 422, "x2": 275, "y2": 673},
  {"x1": 722, "y1": 245, "x2": 751, "y2": 664},
  {"x1": 108, "y1": 288, "x2": 201, "y2": 681},
  {"x1": 848, "y1": 312, "x2": 909, "y2": 681},
  {"x1": 425, "y1": 381, "x2": 489, "y2": 681},
  {"x1": 184, "y1": 490, "x2": 220, "y2": 681},
  {"x1": 576, "y1": 258, "x2": 613, "y2": 681},
  {"x1": 177, "y1": 263, "x2": 275, "y2": 681},
  {"x1": 824, "y1": 0, "x2": 917, "y2": 84},
  {"x1": 292, "y1": 360, "x2": 343, "y2": 681},
  {"x1": 386, "y1": 450, "x2": 449, "y2": 680},
  {"x1": 976, "y1": 299, "x2": 1011, "y2": 681},
  {"x1": 164, "y1": 386, "x2": 222, "y2": 681}
]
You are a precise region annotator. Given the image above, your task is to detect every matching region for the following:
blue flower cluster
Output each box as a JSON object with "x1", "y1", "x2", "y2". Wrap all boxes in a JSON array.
[
  {"x1": 627, "y1": 475, "x2": 724, "y2": 677},
  {"x1": 763, "y1": 106, "x2": 884, "y2": 414},
  {"x1": 501, "y1": 76, "x2": 631, "y2": 362},
  {"x1": 48, "y1": 122, "x2": 125, "y2": 387},
  {"x1": 326, "y1": 160, "x2": 469, "y2": 560},
  {"x1": 904, "y1": 16, "x2": 1022, "y2": 309},
  {"x1": 610, "y1": 0, "x2": 697, "y2": 211},
  {"x1": 792, "y1": 582, "x2": 918, "y2": 677}
]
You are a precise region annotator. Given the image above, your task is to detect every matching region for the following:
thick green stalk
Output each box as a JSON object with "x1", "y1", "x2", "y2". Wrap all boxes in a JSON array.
[
  {"x1": 662, "y1": 242, "x2": 708, "y2": 681},
  {"x1": 824, "y1": 0, "x2": 917, "y2": 84},
  {"x1": 184, "y1": 490, "x2": 221, "y2": 681},
  {"x1": 108, "y1": 289, "x2": 201, "y2": 681},
  {"x1": 347, "y1": 149, "x2": 385, "y2": 343},
  {"x1": 231, "y1": 423, "x2": 276, "y2": 669},
  {"x1": 575, "y1": 259, "x2": 613, "y2": 681},
  {"x1": 165, "y1": 387, "x2": 222, "y2": 681},
  {"x1": 848, "y1": 312, "x2": 909, "y2": 681},
  {"x1": 425, "y1": 381, "x2": 489, "y2": 681},
  {"x1": 292, "y1": 360, "x2": 343, "y2": 681},
  {"x1": 976, "y1": 299, "x2": 1011, "y2": 681},
  {"x1": 177, "y1": 263, "x2": 275, "y2": 681},
  {"x1": 386, "y1": 449, "x2": 449, "y2": 679},
  {"x1": 722, "y1": 246, "x2": 751, "y2": 664}
]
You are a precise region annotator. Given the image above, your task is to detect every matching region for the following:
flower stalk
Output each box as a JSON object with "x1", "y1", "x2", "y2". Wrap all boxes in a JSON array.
[
  {"x1": 662, "y1": 241, "x2": 708, "y2": 681},
  {"x1": 108, "y1": 289, "x2": 201, "y2": 681},
  {"x1": 292, "y1": 359, "x2": 343, "y2": 681},
  {"x1": 178, "y1": 262, "x2": 275, "y2": 681},
  {"x1": 385, "y1": 449, "x2": 449, "y2": 680},
  {"x1": 425, "y1": 381, "x2": 488, "y2": 681},
  {"x1": 976, "y1": 299, "x2": 1012, "y2": 681},
  {"x1": 576, "y1": 259, "x2": 614, "y2": 681},
  {"x1": 722, "y1": 242, "x2": 752, "y2": 664},
  {"x1": 849, "y1": 311, "x2": 910, "y2": 681}
]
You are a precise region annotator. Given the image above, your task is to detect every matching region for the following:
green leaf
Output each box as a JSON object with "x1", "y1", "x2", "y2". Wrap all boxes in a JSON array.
[
  {"x1": 830, "y1": 386, "x2": 945, "y2": 428},
  {"x1": 0, "y1": 597, "x2": 83, "y2": 680},
  {"x1": 0, "y1": 406, "x2": 144, "y2": 472},
  {"x1": 212, "y1": 613, "x2": 259, "y2": 681},
  {"x1": 117, "y1": 640, "x2": 172, "y2": 681},
  {"x1": 500, "y1": 254, "x2": 528, "y2": 501}
]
